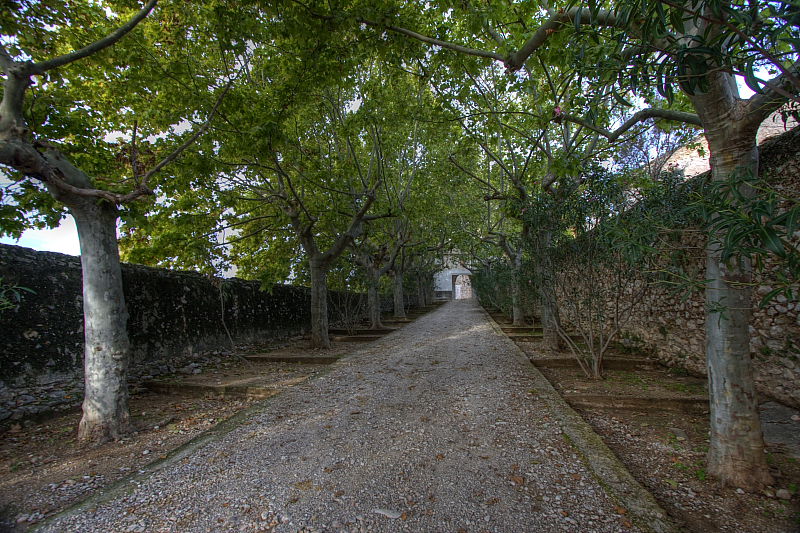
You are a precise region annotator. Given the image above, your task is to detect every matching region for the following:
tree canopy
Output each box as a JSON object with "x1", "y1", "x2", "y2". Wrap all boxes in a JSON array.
[{"x1": 2, "y1": 0, "x2": 798, "y2": 488}]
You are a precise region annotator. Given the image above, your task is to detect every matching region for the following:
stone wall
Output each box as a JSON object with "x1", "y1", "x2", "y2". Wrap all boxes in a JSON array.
[
  {"x1": 0, "y1": 245, "x2": 376, "y2": 422},
  {"x1": 615, "y1": 127, "x2": 800, "y2": 408}
]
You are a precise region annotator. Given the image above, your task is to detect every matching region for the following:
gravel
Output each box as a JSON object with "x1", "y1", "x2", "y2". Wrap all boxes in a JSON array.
[{"x1": 39, "y1": 300, "x2": 645, "y2": 532}]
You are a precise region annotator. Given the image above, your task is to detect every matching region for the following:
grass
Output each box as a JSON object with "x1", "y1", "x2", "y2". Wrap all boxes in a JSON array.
[
  {"x1": 667, "y1": 366, "x2": 690, "y2": 377},
  {"x1": 609, "y1": 370, "x2": 650, "y2": 391},
  {"x1": 665, "y1": 382, "x2": 706, "y2": 395},
  {"x1": 672, "y1": 457, "x2": 707, "y2": 480}
]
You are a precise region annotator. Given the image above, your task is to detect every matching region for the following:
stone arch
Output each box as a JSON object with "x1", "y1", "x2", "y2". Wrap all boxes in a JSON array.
[{"x1": 453, "y1": 274, "x2": 473, "y2": 300}]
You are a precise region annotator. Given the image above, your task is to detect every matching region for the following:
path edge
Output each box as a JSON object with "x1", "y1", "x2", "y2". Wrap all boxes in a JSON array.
[
  {"x1": 33, "y1": 305, "x2": 444, "y2": 531},
  {"x1": 480, "y1": 306, "x2": 682, "y2": 533}
]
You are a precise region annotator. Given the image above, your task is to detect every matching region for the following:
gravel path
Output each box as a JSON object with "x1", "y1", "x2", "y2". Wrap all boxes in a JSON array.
[{"x1": 39, "y1": 300, "x2": 646, "y2": 533}]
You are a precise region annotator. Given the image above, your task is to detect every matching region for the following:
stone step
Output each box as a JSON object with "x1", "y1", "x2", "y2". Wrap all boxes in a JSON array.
[
  {"x1": 331, "y1": 335, "x2": 383, "y2": 343},
  {"x1": 530, "y1": 357, "x2": 661, "y2": 371},
  {"x1": 328, "y1": 328, "x2": 396, "y2": 335},
  {"x1": 502, "y1": 327, "x2": 543, "y2": 334},
  {"x1": 564, "y1": 394, "x2": 707, "y2": 414},
  {"x1": 143, "y1": 374, "x2": 311, "y2": 399},
  {"x1": 508, "y1": 334, "x2": 545, "y2": 342},
  {"x1": 245, "y1": 353, "x2": 342, "y2": 364}
]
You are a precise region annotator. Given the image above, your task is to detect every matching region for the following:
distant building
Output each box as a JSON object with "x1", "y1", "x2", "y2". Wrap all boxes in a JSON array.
[{"x1": 434, "y1": 256, "x2": 472, "y2": 300}]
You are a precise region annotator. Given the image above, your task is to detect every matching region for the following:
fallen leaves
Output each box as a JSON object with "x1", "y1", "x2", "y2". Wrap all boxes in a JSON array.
[{"x1": 293, "y1": 480, "x2": 314, "y2": 491}]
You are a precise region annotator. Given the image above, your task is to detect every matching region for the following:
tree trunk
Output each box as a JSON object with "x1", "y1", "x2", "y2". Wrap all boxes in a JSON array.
[
  {"x1": 510, "y1": 262, "x2": 524, "y2": 326},
  {"x1": 416, "y1": 273, "x2": 426, "y2": 308},
  {"x1": 703, "y1": 134, "x2": 773, "y2": 490},
  {"x1": 309, "y1": 262, "x2": 331, "y2": 349},
  {"x1": 73, "y1": 201, "x2": 132, "y2": 443},
  {"x1": 541, "y1": 293, "x2": 562, "y2": 349},
  {"x1": 538, "y1": 231, "x2": 563, "y2": 350},
  {"x1": 366, "y1": 272, "x2": 383, "y2": 330},
  {"x1": 393, "y1": 271, "x2": 406, "y2": 318}
]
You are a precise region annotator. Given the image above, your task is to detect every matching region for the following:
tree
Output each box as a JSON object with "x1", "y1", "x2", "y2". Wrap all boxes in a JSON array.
[
  {"x1": 0, "y1": 0, "x2": 232, "y2": 443},
  {"x1": 352, "y1": 232, "x2": 401, "y2": 329},
  {"x1": 226, "y1": 88, "x2": 384, "y2": 348},
  {"x1": 360, "y1": 0, "x2": 799, "y2": 489},
  {"x1": 546, "y1": 166, "x2": 653, "y2": 378}
]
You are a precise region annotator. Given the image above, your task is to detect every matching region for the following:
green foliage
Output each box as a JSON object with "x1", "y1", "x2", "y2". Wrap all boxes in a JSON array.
[
  {"x1": 695, "y1": 169, "x2": 800, "y2": 305},
  {"x1": 472, "y1": 262, "x2": 518, "y2": 316},
  {"x1": 0, "y1": 277, "x2": 35, "y2": 314},
  {"x1": 563, "y1": 1, "x2": 800, "y2": 104},
  {"x1": 2, "y1": 0, "x2": 245, "y2": 235}
]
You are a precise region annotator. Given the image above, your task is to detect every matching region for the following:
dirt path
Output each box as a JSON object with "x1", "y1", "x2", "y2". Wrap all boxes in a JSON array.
[{"x1": 38, "y1": 300, "x2": 654, "y2": 532}]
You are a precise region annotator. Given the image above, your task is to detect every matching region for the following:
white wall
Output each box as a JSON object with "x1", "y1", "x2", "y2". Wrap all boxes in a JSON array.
[{"x1": 434, "y1": 266, "x2": 472, "y2": 292}]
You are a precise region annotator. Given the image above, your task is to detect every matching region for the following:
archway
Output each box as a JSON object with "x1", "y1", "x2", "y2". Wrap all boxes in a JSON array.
[{"x1": 453, "y1": 274, "x2": 473, "y2": 300}]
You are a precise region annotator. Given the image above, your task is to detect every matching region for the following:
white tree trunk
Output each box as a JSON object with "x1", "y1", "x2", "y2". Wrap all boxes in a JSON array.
[
  {"x1": 73, "y1": 201, "x2": 131, "y2": 443},
  {"x1": 309, "y1": 262, "x2": 331, "y2": 349},
  {"x1": 393, "y1": 271, "x2": 406, "y2": 318},
  {"x1": 703, "y1": 136, "x2": 773, "y2": 489}
]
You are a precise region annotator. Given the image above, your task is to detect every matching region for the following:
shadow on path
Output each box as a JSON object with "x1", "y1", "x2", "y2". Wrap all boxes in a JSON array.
[{"x1": 39, "y1": 299, "x2": 672, "y2": 533}]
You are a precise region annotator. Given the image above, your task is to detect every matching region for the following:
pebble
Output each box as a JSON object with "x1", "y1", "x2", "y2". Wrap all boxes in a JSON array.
[
  {"x1": 35, "y1": 301, "x2": 650, "y2": 533},
  {"x1": 776, "y1": 489, "x2": 792, "y2": 500}
]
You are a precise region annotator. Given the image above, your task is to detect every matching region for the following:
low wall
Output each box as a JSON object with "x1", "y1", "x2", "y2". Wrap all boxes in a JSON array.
[
  {"x1": 567, "y1": 127, "x2": 800, "y2": 408},
  {"x1": 618, "y1": 230, "x2": 799, "y2": 408},
  {"x1": 0, "y1": 245, "x2": 376, "y2": 422}
]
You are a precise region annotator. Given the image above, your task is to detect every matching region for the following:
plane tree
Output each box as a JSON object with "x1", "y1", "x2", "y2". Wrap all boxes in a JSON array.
[
  {"x1": 355, "y1": 0, "x2": 799, "y2": 489},
  {"x1": 0, "y1": 0, "x2": 243, "y2": 443},
  {"x1": 438, "y1": 58, "x2": 621, "y2": 339}
]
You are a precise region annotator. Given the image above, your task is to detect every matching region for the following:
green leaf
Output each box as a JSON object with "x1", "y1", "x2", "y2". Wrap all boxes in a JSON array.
[
  {"x1": 743, "y1": 59, "x2": 765, "y2": 94},
  {"x1": 758, "y1": 227, "x2": 786, "y2": 257}
]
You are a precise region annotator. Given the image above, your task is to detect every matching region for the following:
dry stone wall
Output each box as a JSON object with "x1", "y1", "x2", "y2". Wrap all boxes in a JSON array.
[
  {"x1": 617, "y1": 128, "x2": 800, "y2": 408},
  {"x1": 0, "y1": 245, "x2": 379, "y2": 423}
]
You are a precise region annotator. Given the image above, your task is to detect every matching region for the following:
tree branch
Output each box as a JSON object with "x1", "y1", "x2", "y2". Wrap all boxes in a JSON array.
[
  {"x1": 360, "y1": 19, "x2": 504, "y2": 63},
  {"x1": 487, "y1": 231, "x2": 515, "y2": 260},
  {"x1": 139, "y1": 80, "x2": 232, "y2": 189},
  {"x1": 506, "y1": 8, "x2": 623, "y2": 71},
  {"x1": 0, "y1": 43, "x2": 13, "y2": 72},
  {"x1": 560, "y1": 108, "x2": 701, "y2": 142},
  {"x1": 743, "y1": 59, "x2": 800, "y2": 128},
  {"x1": 321, "y1": 190, "x2": 377, "y2": 266},
  {"x1": 448, "y1": 155, "x2": 500, "y2": 195},
  {"x1": 31, "y1": 0, "x2": 158, "y2": 74}
]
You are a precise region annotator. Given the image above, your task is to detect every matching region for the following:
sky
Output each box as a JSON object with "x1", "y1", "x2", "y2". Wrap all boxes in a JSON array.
[{"x1": 0, "y1": 216, "x2": 81, "y2": 255}]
